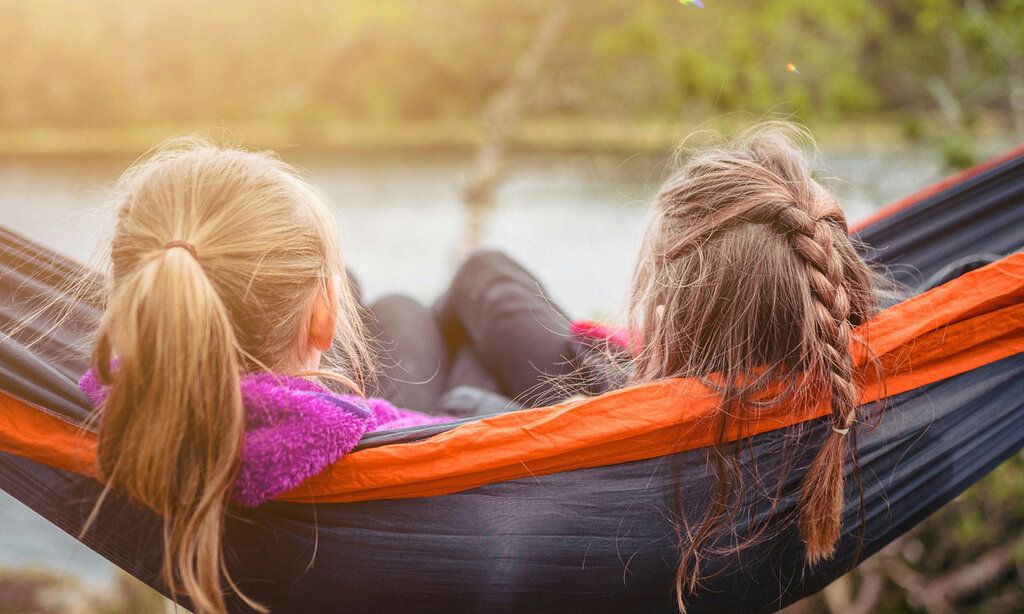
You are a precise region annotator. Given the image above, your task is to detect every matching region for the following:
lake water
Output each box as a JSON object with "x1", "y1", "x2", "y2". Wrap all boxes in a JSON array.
[{"x1": 0, "y1": 145, "x2": 982, "y2": 591}]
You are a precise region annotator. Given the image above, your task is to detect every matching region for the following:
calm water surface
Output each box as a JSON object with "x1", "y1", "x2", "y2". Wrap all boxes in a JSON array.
[{"x1": 0, "y1": 147, "x2": 957, "y2": 587}]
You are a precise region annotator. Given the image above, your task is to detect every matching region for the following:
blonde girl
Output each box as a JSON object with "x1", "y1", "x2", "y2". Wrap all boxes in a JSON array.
[{"x1": 82, "y1": 139, "x2": 446, "y2": 613}]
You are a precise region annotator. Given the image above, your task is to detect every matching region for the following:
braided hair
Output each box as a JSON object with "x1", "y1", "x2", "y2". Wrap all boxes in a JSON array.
[{"x1": 627, "y1": 122, "x2": 880, "y2": 607}]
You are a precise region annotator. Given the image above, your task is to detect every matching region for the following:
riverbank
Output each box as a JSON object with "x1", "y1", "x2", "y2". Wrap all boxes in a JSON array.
[{"x1": 0, "y1": 114, "x2": 1014, "y2": 159}]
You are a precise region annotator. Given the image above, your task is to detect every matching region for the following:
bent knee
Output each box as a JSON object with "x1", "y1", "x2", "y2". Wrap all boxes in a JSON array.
[
  {"x1": 459, "y1": 249, "x2": 514, "y2": 276},
  {"x1": 450, "y1": 249, "x2": 517, "y2": 294}
]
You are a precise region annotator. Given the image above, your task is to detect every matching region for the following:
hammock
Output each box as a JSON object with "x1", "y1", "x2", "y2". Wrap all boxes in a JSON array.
[{"x1": 0, "y1": 145, "x2": 1022, "y2": 613}]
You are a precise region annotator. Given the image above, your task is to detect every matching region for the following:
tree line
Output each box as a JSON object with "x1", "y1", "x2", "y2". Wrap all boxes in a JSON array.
[{"x1": 0, "y1": 0, "x2": 1020, "y2": 139}]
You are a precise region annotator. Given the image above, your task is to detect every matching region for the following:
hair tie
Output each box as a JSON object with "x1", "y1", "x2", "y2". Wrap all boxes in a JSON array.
[
  {"x1": 831, "y1": 408, "x2": 856, "y2": 436},
  {"x1": 164, "y1": 240, "x2": 198, "y2": 259}
]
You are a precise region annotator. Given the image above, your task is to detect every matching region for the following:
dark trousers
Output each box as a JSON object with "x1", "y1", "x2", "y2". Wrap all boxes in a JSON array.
[
  {"x1": 365, "y1": 251, "x2": 998, "y2": 414},
  {"x1": 366, "y1": 251, "x2": 582, "y2": 414}
]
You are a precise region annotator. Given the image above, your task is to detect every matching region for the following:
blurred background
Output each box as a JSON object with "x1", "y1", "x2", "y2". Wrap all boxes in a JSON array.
[{"x1": 0, "y1": 1, "x2": 1021, "y2": 612}]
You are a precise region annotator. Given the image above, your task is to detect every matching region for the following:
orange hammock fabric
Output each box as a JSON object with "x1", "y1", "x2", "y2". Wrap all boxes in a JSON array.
[{"x1": 2, "y1": 252, "x2": 1023, "y2": 504}]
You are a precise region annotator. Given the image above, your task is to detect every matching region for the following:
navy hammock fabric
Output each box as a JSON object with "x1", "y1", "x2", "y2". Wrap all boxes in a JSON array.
[{"x1": 0, "y1": 147, "x2": 1022, "y2": 613}]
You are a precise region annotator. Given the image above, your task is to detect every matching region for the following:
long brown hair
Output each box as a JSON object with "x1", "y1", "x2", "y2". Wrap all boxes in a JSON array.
[
  {"x1": 627, "y1": 122, "x2": 880, "y2": 607},
  {"x1": 91, "y1": 138, "x2": 371, "y2": 613}
]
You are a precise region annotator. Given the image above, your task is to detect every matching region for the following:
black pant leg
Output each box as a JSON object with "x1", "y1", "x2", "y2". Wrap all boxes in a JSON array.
[
  {"x1": 366, "y1": 294, "x2": 448, "y2": 414},
  {"x1": 446, "y1": 346, "x2": 502, "y2": 394},
  {"x1": 434, "y1": 250, "x2": 578, "y2": 408}
]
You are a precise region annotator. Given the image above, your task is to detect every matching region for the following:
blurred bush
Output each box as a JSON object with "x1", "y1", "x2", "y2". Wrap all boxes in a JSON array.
[
  {"x1": 0, "y1": 0, "x2": 1020, "y2": 141},
  {"x1": 0, "y1": 568, "x2": 67, "y2": 614},
  {"x1": 0, "y1": 569, "x2": 168, "y2": 614},
  {"x1": 789, "y1": 452, "x2": 1024, "y2": 613}
]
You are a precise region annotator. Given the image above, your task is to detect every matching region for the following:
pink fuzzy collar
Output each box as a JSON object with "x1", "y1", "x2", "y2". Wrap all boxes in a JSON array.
[{"x1": 79, "y1": 369, "x2": 449, "y2": 506}]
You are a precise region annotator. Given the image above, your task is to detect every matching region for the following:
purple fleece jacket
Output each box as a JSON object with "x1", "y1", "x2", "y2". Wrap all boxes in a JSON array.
[{"x1": 78, "y1": 369, "x2": 451, "y2": 507}]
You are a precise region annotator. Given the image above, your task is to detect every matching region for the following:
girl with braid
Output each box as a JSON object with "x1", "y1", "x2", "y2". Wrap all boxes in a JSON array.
[
  {"x1": 415, "y1": 121, "x2": 883, "y2": 607},
  {"x1": 624, "y1": 122, "x2": 880, "y2": 604}
]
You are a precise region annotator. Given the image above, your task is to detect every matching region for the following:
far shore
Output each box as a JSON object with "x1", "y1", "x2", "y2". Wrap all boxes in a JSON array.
[{"x1": 0, "y1": 114, "x2": 1013, "y2": 159}]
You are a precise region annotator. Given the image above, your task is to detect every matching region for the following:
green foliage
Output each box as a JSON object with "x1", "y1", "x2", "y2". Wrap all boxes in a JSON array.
[
  {"x1": 899, "y1": 113, "x2": 927, "y2": 141},
  {"x1": 941, "y1": 135, "x2": 978, "y2": 169},
  {"x1": 0, "y1": 0, "x2": 1019, "y2": 140}
]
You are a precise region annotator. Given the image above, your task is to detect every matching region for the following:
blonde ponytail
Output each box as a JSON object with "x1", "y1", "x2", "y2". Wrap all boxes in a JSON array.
[
  {"x1": 96, "y1": 245, "x2": 252, "y2": 613},
  {"x1": 92, "y1": 138, "x2": 370, "y2": 613}
]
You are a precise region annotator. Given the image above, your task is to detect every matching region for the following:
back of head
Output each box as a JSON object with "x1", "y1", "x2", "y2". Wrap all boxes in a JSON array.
[
  {"x1": 628, "y1": 122, "x2": 879, "y2": 605},
  {"x1": 92, "y1": 138, "x2": 369, "y2": 613}
]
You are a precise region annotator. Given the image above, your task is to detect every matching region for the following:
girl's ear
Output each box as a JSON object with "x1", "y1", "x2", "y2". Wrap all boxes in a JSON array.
[{"x1": 309, "y1": 291, "x2": 338, "y2": 352}]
